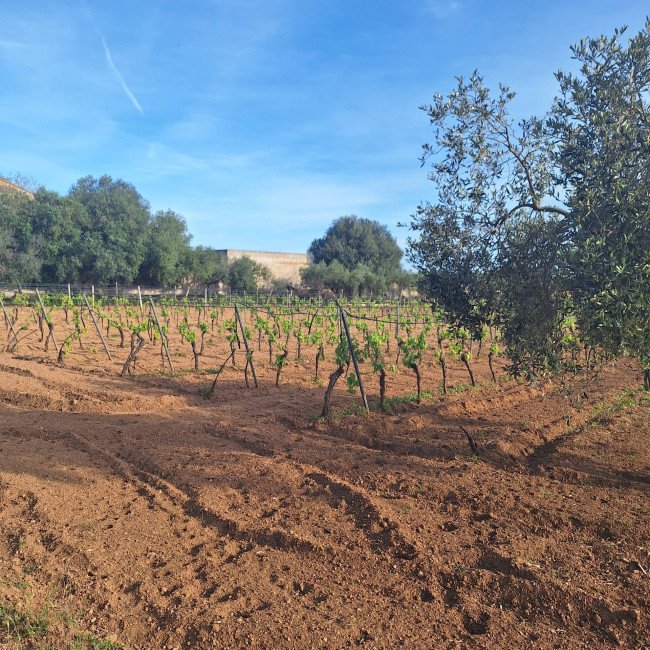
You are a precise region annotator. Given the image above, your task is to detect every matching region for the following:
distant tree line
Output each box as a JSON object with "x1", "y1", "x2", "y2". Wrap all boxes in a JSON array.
[
  {"x1": 1, "y1": 176, "x2": 416, "y2": 297},
  {"x1": 0, "y1": 175, "x2": 270, "y2": 291}
]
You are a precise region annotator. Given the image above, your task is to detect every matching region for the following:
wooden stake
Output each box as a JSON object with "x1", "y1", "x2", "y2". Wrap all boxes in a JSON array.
[
  {"x1": 396, "y1": 301, "x2": 400, "y2": 339},
  {"x1": 337, "y1": 302, "x2": 369, "y2": 413},
  {"x1": 149, "y1": 297, "x2": 174, "y2": 372},
  {"x1": 234, "y1": 303, "x2": 258, "y2": 388},
  {"x1": 0, "y1": 297, "x2": 18, "y2": 341},
  {"x1": 82, "y1": 294, "x2": 112, "y2": 360},
  {"x1": 35, "y1": 288, "x2": 58, "y2": 350}
]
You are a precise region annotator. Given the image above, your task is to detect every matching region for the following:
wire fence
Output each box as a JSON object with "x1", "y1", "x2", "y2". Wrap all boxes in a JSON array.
[{"x1": 0, "y1": 282, "x2": 427, "y2": 312}]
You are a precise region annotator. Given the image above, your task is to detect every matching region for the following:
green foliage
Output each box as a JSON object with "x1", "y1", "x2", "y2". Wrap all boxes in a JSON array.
[
  {"x1": 381, "y1": 390, "x2": 434, "y2": 408},
  {"x1": 0, "y1": 599, "x2": 123, "y2": 649},
  {"x1": 551, "y1": 23, "x2": 650, "y2": 378},
  {"x1": 408, "y1": 21, "x2": 650, "y2": 384},
  {"x1": 228, "y1": 256, "x2": 271, "y2": 292},
  {"x1": 138, "y1": 210, "x2": 192, "y2": 286},
  {"x1": 0, "y1": 175, "x2": 269, "y2": 290},
  {"x1": 0, "y1": 601, "x2": 49, "y2": 641},
  {"x1": 273, "y1": 345, "x2": 289, "y2": 369},
  {"x1": 0, "y1": 192, "x2": 44, "y2": 283},
  {"x1": 68, "y1": 175, "x2": 151, "y2": 284},
  {"x1": 309, "y1": 215, "x2": 403, "y2": 276},
  {"x1": 333, "y1": 334, "x2": 350, "y2": 367},
  {"x1": 58, "y1": 308, "x2": 88, "y2": 361},
  {"x1": 303, "y1": 216, "x2": 414, "y2": 295},
  {"x1": 187, "y1": 246, "x2": 230, "y2": 286},
  {"x1": 221, "y1": 318, "x2": 239, "y2": 345},
  {"x1": 366, "y1": 327, "x2": 389, "y2": 373},
  {"x1": 301, "y1": 259, "x2": 417, "y2": 297},
  {"x1": 179, "y1": 321, "x2": 197, "y2": 345},
  {"x1": 399, "y1": 328, "x2": 428, "y2": 370}
]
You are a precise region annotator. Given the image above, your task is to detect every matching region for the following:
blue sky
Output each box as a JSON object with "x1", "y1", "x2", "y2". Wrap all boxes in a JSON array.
[{"x1": 1, "y1": 1, "x2": 648, "y2": 255}]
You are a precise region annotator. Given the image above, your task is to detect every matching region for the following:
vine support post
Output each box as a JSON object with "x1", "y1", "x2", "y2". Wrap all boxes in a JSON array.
[
  {"x1": 337, "y1": 302, "x2": 369, "y2": 414},
  {"x1": 234, "y1": 303, "x2": 258, "y2": 388},
  {"x1": 91, "y1": 285, "x2": 95, "y2": 309},
  {"x1": 395, "y1": 301, "x2": 400, "y2": 339},
  {"x1": 82, "y1": 294, "x2": 112, "y2": 360},
  {"x1": 0, "y1": 297, "x2": 18, "y2": 341},
  {"x1": 67, "y1": 284, "x2": 71, "y2": 301},
  {"x1": 149, "y1": 297, "x2": 174, "y2": 372},
  {"x1": 35, "y1": 288, "x2": 58, "y2": 351},
  {"x1": 138, "y1": 286, "x2": 144, "y2": 314}
]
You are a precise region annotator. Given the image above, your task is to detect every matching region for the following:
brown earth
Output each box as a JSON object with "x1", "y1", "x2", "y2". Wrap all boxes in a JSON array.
[{"x1": 0, "y1": 308, "x2": 649, "y2": 649}]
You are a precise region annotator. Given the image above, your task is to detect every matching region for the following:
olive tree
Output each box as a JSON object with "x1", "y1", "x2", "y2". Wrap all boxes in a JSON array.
[
  {"x1": 551, "y1": 22, "x2": 650, "y2": 387},
  {"x1": 407, "y1": 71, "x2": 568, "y2": 372},
  {"x1": 408, "y1": 21, "x2": 650, "y2": 385}
]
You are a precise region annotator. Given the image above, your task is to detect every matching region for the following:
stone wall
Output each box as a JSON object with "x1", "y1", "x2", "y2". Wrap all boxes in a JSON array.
[{"x1": 217, "y1": 250, "x2": 313, "y2": 286}]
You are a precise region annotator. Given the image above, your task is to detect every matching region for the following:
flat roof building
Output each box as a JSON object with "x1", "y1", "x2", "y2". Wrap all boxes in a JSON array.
[{"x1": 215, "y1": 250, "x2": 313, "y2": 286}]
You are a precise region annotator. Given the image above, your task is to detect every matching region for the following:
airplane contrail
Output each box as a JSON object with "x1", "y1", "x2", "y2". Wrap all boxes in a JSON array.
[{"x1": 100, "y1": 34, "x2": 144, "y2": 115}]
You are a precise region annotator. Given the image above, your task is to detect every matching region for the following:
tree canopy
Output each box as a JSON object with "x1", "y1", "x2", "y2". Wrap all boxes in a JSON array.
[
  {"x1": 68, "y1": 175, "x2": 151, "y2": 284},
  {"x1": 0, "y1": 175, "x2": 272, "y2": 293},
  {"x1": 309, "y1": 216, "x2": 403, "y2": 276},
  {"x1": 138, "y1": 210, "x2": 193, "y2": 287},
  {"x1": 227, "y1": 256, "x2": 272, "y2": 293},
  {"x1": 303, "y1": 215, "x2": 414, "y2": 296},
  {"x1": 408, "y1": 20, "x2": 650, "y2": 384}
]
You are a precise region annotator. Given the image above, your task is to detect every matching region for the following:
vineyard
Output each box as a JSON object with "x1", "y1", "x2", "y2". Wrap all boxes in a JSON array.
[
  {"x1": 0, "y1": 289, "x2": 649, "y2": 648},
  {"x1": 0, "y1": 288, "x2": 591, "y2": 411}
]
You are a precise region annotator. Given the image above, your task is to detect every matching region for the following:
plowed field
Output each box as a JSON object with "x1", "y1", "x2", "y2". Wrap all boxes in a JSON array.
[{"x1": 1, "y1": 310, "x2": 649, "y2": 648}]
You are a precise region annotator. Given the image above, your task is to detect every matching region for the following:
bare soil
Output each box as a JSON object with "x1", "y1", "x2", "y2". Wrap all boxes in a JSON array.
[{"x1": 1, "y1": 309, "x2": 649, "y2": 648}]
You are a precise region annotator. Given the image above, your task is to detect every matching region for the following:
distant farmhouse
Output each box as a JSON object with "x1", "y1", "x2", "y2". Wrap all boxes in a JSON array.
[
  {"x1": 216, "y1": 250, "x2": 313, "y2": 286},
  {"x1": 0, "y1": 176, "x2": 35, "y2": 199}
]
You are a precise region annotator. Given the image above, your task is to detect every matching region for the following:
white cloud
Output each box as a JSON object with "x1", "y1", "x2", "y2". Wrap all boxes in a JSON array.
[{"x1": 100, "y1": 34, "x2": 143, "y2": 115}]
